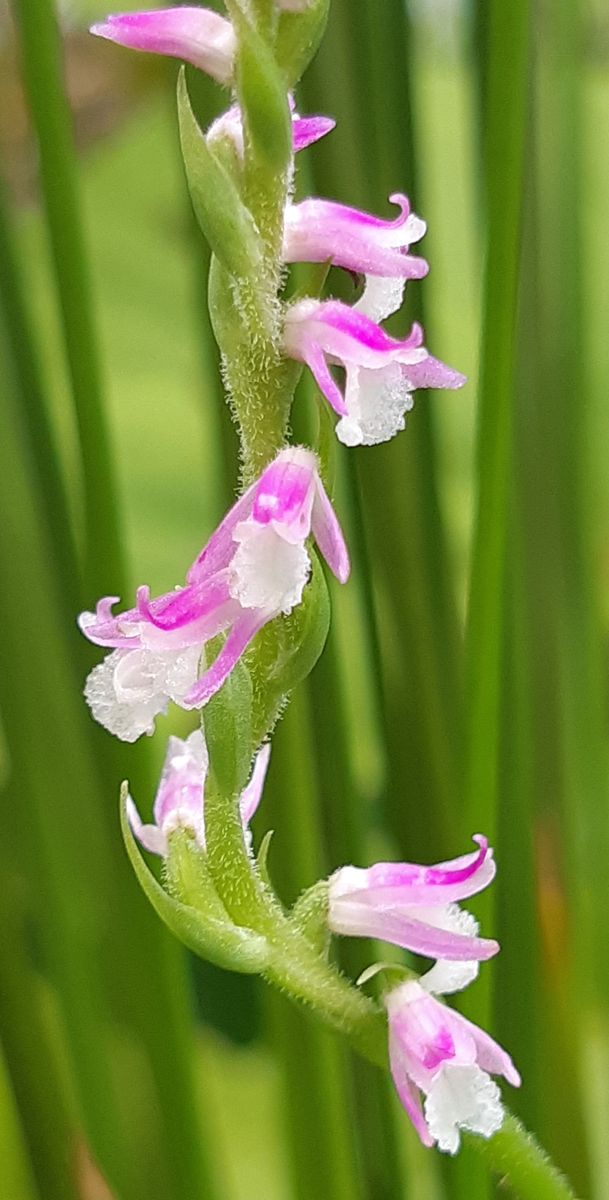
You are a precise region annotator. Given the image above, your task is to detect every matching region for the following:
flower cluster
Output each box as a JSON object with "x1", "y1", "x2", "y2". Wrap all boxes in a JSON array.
[{"x1": 84, "y1": 0, "x2": 517, "y2": 1161}]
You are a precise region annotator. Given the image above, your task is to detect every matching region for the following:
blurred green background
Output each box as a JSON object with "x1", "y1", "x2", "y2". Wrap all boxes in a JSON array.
[{"x1": 1, "y1": 0, "x2": 608, "y2": 1197}]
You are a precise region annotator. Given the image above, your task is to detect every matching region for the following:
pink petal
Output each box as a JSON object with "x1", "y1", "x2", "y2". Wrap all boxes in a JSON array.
[
  {"x1": 181, "y1": 609, "x2": 269, "y2": 709},
  {"x1": 136, "y1": 575, "x2": 231, "y2": 634},
  {"x1": 187, "y1": 482, "x2": 257, "y2": 583},
  {"x1": 354, "y1": 837, "x2": 496, "y2": 905},
  {"x1": 252, "y1": 449, "x2": 317, "y2": 543},
  {"x1": 388, "y1": 1034, "x2": 434, "y2": 1146},
  {"x1": 402, "y1": 356, "x2": 467, "y2": 391},
  {"x1": 78, "y1": 598, "x2": 141, "y2": 649},
  {"x1": 240, "y1": 743, "x2": 271, "y2": 825},
  {"x1": 90, "y1": 7, "x2": 236, "y2": 82},
  {"x1": 330, "y1": 900, "x2": 498, "y2": 961},
  {"x1": 443, "y1": 1009, "x2": 521, "y2": 1088},
  {"x1": 292, "y1": 115, "x2": 336, "y2": 152},
  {"x1": 299, "y1": 338, "x2": 348, "y2": 415},
  {"x1": 311, "y1": 478, "x2": 350, "y2": 583},
  {"x1": 126, "y1": 794, "x2": 168, "y2": 857}
]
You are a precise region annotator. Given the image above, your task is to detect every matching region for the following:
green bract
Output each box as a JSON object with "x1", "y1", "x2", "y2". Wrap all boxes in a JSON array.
[
  {"x1": 248, "y1": 553, "x2": 331, "y2": 742},
  {"x1": 177, "y1": 68, "x2": 262, "y2": 281},
  {"x1": 276, "y1": 0, "x2": 330, "y2": 87},
  {"x1": 120, "y1": 787, "x2": 270, "y2": 974}
]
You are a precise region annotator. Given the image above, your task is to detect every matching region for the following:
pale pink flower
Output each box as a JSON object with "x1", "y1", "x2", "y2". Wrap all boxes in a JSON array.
[
  {"x1": 284, "y1": 294, "x2": 465, "y2": 446},
  {"x1": 79, "y1": 448, "x2": 349, "y2": 742},
  {"x1": 126, "y1": 730, "x2": 270, "y2": 856},
  {"x1": 387, "y1": 980, "x2": 520, "y2": 1153},
  {"x1": 329, "y1": 836, "x2": 498, "y2": 991},
  {"x1": 283, "y1": 193, "x2": 428, "y2": 281}
]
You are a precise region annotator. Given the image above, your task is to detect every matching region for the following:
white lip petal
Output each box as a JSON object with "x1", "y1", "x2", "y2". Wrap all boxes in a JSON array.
[
  {"x1": 354, "y1": 275, "x2": 406, "y2": 322},
  {"x1": 229, "y1": 522, "x2": 311, "y2": 614},
  {"x1": 424, "y1": 1064, "x2": 505, "y2": 1155},
  {"x1": 337, "y1": 362, "x2": 414, "y2": 448},
  {"x1": 84, "y1": 650, "x2": 169, "y2": 742}
]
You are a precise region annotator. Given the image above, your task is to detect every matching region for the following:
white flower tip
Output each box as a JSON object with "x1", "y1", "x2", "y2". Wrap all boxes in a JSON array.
[{"x1": 335, "y1": 417, "x2": 364, "y2": 447}]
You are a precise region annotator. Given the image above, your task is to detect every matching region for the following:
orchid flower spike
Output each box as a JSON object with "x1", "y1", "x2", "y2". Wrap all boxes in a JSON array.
[
  {"x1": 283, "y1": 194, "x2": 428, "y2": 282},
  {"x1": 78, "y1": 448, "x2": 349, "y2": 742},
  {"x1": 284, "y1": 296, "x2": 465, "y2": 447},
  {"x1": 329, "y1": 836, "x2": 498, "y2": 992},
  {"x1": 90, "y1": 7, "x2": 236, "y2": 83},
  {"x1": 387, "y1": 979, "x2": 520, "y2": 1153},
  {"x1": 207, "y1": 97, "x2": 335, "y2": 159},
  {"x1": 127, "y1": 730, "x2": 270, "y2": 857}
]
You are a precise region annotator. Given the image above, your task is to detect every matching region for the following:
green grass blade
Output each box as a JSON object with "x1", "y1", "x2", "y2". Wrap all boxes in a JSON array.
[
  {"x1": 0, "y1": 168, "x2": 79, "y2": 608},
  {"x1": 13, "y1": 0, "x2": 126, "y2": 599},
  {"x1": 454, "y1": 0, "x2": 532, "y2": 1194},
  {"x1": 0, "y1": 861, "x2": 81, "y2": 1200}
]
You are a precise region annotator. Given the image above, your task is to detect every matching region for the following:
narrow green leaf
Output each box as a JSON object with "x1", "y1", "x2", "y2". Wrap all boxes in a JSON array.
[{"x1": 177, "y1": 67, "x2": 262, "y2": 279}]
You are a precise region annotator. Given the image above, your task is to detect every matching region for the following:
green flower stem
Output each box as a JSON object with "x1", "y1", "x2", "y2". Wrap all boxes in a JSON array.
[
  {"x1": 202, "y1": 771, "x2": 387, "y2": 1065},
  {"x1": 13, "y1": 0, "x2": 126, "y2": 600},
  {"x1": 202, "y1": 4, "x2": 299, "y2": 483},
  {"x1": 208, "y1": 257, "x2": 296, "y2": 481},
  {"x1": 467, "y1": 1116, "x2": 580, "y2": 1200}
]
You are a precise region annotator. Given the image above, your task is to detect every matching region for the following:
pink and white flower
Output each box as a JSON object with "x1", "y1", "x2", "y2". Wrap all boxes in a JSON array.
[
  {"x1": 283, "y1": 296, "x2": 465, "y2": 447},
  {"x1": 387, "y1": 979, "x2": 520, "y2": 1153},
  {"x1": 329, "y1": 836, "x2": 498, "y2": 990},
  {"x1": 283, "y1": 193, "x2": 428, "y2": 281},
  {"x1": 79, "y1": 448, "x2": 349, "y2": 742},
  {"x1": 90, "y1": 7, "x2": 236, "y2": 83},
  {"x1": 127, "y1": 730, "x2": 270, "y2": 856}
]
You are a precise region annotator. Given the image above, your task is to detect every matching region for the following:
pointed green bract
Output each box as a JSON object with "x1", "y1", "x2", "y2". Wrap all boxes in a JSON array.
[
  {"x1": 177, "y1": 68, "x2": 262, "y2": 280},
  {"x1": 276, "y1": 0, "x2": 330, "y2": 86},
  {"x1": 120, "y1": 788, "x2": 270, "y2": 974}
]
